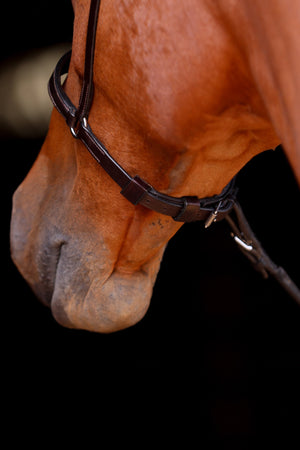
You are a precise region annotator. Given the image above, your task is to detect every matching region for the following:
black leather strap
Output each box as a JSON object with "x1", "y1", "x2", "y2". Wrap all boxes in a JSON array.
[
  {"x1": 226, "y1": 203, "x2": 300, "y2": 305},
  {"x1": 74, "y1": 0, "x2": 100, "y2": 127},
  {"x1": 48, "y1": 0, "x2": 237, "y2": 223},
  {"x1": 48, "y1": 49, "x2": 237, "y2": 223}
]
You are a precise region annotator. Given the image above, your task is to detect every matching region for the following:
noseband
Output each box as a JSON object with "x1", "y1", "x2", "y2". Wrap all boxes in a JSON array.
[
  {"x1": 48, "y1": 0, "x2": 236, "y2": 225},
  {"x1": 48, "y1": 0, "x2": 300, "y2": 303}
]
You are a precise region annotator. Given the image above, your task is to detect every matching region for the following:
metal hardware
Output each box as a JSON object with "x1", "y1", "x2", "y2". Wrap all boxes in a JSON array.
[
  {"x1": 70, "y1": 117, "x2": 88, "y2": 138},
  {"x1": 232, "y1": 234, "x2": 253, "y2": 252},
  {"x1": 70, "y1": 126, "x2": 78, "y2": 138},
  {"x1": 204, "y1": 201, "x2": 222, "y2": 228}
]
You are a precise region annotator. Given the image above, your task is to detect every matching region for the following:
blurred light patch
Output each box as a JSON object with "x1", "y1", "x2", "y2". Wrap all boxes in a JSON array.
[{"x1": 0, "y1": 44, "x2": 70, "y2": 139}]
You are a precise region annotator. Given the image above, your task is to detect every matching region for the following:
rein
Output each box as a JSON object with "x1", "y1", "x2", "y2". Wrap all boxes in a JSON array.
[{"x1": 48, "y1": 0, "x2": 300, "y2": 304}]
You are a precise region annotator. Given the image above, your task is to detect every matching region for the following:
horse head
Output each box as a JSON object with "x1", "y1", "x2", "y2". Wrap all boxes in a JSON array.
[{"x1": 10, "y1": 0, "x2": 299, "y2": 332}]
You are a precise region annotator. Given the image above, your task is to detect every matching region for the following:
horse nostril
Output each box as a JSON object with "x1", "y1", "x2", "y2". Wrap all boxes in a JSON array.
[
  {"x1": 10, "y1": 197, "x2": 66, "y2": 308},
  {"x1": 35, "y1": 241, "x2": 65, "y2": 306}
]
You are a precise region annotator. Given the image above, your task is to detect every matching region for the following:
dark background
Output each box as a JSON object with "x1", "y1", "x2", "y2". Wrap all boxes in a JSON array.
[{"x1": 3, "y1": 1, "x2": 300, "y2": 446}]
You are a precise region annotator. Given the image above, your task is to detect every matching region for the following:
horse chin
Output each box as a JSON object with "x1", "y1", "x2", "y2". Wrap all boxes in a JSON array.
[
  {"x1": 50, "y1": 240, "x2": 166, "y2": 333},
  {"x1": 51, "y1": 268, "x2": 157, "y2": 333}
]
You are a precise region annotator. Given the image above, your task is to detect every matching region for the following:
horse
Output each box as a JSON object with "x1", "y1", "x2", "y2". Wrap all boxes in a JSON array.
[{"x1": 10, "y1": 0, "x2": 300, "y2": 333}]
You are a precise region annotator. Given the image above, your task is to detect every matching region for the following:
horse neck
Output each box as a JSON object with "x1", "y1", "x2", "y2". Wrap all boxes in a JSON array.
[{"x1": 220, "y1": 0, "x2": 300, "y2": 184}]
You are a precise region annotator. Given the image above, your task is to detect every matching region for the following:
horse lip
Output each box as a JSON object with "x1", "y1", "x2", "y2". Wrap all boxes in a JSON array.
[
  {"x1": 22, "y1": 241, "x2": 65, "y2": 308},
  {"x1": 40, "y1": 242, "x2": 64, "y2": 307}
]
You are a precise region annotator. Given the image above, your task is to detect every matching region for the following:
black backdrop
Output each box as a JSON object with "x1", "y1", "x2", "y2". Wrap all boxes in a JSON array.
[{"x1": 3, "y1": 1, "x2": 300, "y2": 446}]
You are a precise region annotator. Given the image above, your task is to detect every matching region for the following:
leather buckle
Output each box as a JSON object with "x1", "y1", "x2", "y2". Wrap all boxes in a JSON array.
[{"x1": 173, "y1": 197, "x2": 203, "y2": 222}]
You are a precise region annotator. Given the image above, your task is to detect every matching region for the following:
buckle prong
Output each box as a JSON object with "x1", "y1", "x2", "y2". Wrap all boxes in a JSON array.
[{"x1": 204, "y1": 201, "x2": 222, "y2": 228}]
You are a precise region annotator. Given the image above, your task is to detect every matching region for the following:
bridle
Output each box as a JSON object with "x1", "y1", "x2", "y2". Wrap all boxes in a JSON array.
[
  {"x1": 48, "y1": 0, "x2": 300, "y2": 303},
  {"x1": 48, "y1": 0, "x2": 236, "y2": 225}
]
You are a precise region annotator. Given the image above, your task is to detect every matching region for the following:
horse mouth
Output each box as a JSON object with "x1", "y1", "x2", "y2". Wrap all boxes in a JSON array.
[
  {"x1": 10, "y1": 184, "x2": 165, "y2": 333},
  {"x1": 11, "y1": 226, "x2": 159, "y2": 333},
  {"x1": 33, "y1": 243, "x2": 64, "y2": 308},
  {"x1": 10, "y1": 229, "x2": 65, "y2": 309}
]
